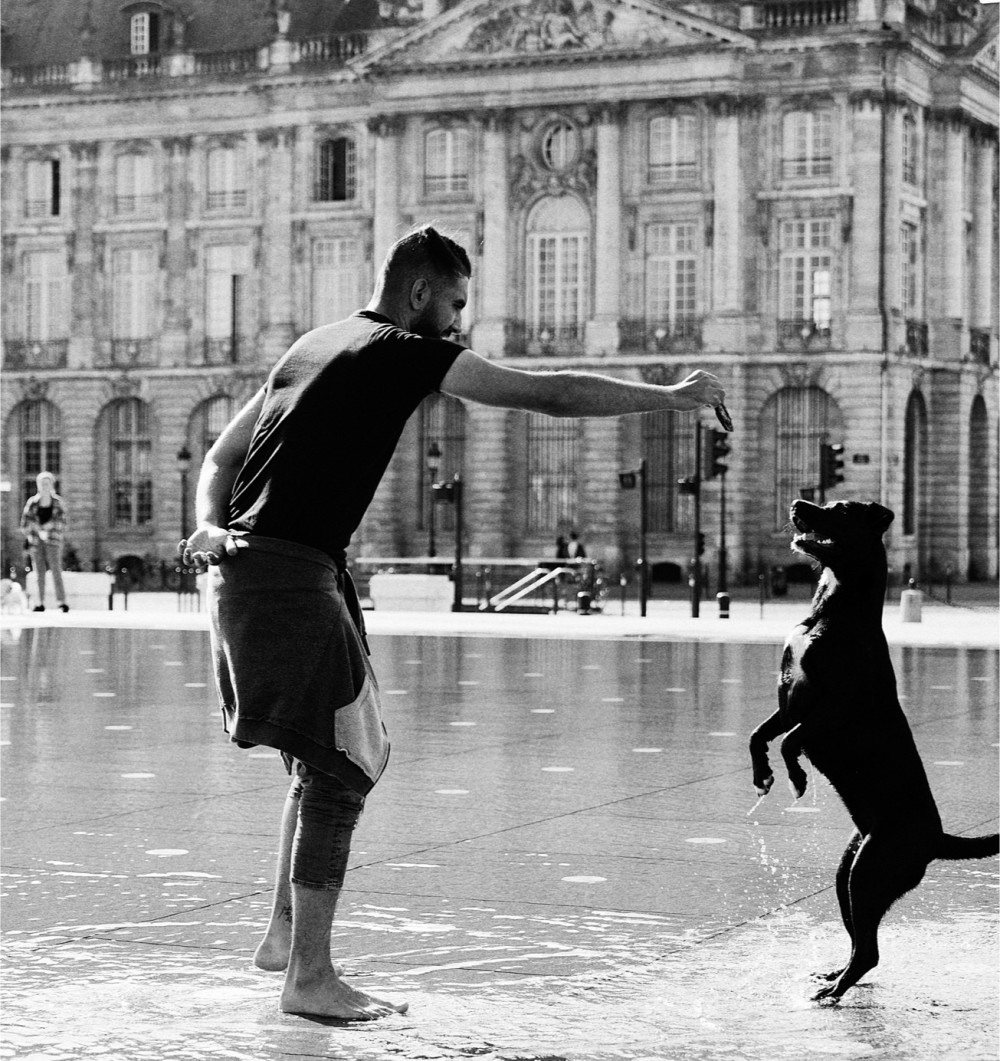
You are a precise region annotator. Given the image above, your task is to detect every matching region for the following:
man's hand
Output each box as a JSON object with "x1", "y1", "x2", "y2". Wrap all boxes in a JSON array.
[
  {"x1": 667, "y1": 370, "x2": 726, "y2": 411},
  {"x1": 179, "y1": 525, "x2": 246, "y2": 567}
]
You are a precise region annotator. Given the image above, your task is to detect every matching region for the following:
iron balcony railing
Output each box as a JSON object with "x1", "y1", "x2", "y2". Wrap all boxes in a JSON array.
[
  {"x1": 3, "y1": 339, "x2": 69, "y2": 369},
  {"x1": 506, "y1": 320, "x2": 586, "y2": 357},
  {"x1": 99, "y1": 339, "x2": 158, "y2": 367},
  {"x1": 620, "y1": 317, "x2": 703, "y2": 352},
  {"x1": 777, "y1": 318, "x2": 832, "y2": 351}
]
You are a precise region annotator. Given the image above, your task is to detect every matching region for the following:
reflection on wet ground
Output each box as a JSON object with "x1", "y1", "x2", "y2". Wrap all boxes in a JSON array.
[{"x1": 2, "y1": 627, "x2": 997, "y2": 1060}]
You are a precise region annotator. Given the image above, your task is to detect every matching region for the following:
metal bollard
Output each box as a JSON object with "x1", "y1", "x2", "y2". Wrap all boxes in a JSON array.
[
  {"x1": 576, "y1": 590, "x2": 592, "y2": 615},
  {"x1": 900, "y1": 579, "x2": 922, "y2": 623},
  {"x1": 716, "y1": 591, "x2": 730, "y2": 619}
]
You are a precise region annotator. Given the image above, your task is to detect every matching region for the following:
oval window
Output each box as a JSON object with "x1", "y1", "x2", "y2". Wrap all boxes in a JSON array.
[{"x1": 540, "y1": 121, "x2": 578, "y2": 171}]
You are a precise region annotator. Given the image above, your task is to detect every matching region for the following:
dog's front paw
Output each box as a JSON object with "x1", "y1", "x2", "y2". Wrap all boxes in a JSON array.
[
  {"x1": 753, "y1": 772, "x2": 774, "y2": 797},
  {"x1": 787, "y1": 771, "x2": 808, "y2": 799}
]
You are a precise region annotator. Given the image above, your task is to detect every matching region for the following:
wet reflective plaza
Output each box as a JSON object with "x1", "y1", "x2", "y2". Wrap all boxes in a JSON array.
[{"x1": 2, "y1": 624, "x2": 998, "y2": 1061}]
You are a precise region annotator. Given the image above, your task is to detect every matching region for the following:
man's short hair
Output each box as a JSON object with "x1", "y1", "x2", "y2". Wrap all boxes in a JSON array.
[{"x1": 381, "y1": 225, "x2": 472, "y2": 287}]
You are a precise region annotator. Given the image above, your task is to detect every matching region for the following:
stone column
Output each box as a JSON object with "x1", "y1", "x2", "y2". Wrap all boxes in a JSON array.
[
  {"x1": 846, "y1": 94, "x2": 885, "y2": 352},
  {"x1": 473, "y1": 112, "x2": 510, "y2": 357},
  {"x1": 586, "y1": 105, "x2": 622, "y2": 355},
  {"x1": 706, "y1": 98, "x2": 742, "y2": 351},
  {"x1": 971, "y1": 133, "x2": 995, "y2": 335},
  {"x1": 370, "y1": 115, "x2": 403, "y2": 271},
  {"x1": 258, "y1": 127, "x2": 296, "y2": 364},
  {"x1": 69, "y1": 142, "x2": 99, "y2": 369},
  {"x1": 929, "y1": 115, "x2": 965, "y2": 359},
  {"x1": 160, "y1": 136, "x2": 192, "y2": 367}
]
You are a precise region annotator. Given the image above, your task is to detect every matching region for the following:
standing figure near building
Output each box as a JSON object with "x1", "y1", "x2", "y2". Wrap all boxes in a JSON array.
[
  {"x1": 20, "y1": 471, "x2": 68, "y2": 613},
  {"x1": 182, "y1": 225, "x2": 727, "y2": 1021},
  {"x1": 567, "y1": 530, "x2": 587, "y2": 559}
]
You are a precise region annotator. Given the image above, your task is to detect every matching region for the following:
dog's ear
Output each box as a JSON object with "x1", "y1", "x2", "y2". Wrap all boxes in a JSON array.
[{"x1": 868, "y1": 503, "x2": 894, "y2": 532}]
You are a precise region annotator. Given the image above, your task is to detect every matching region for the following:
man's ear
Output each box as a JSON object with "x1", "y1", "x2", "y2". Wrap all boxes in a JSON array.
[{"x1": 409, "y1": 277, "x2": 430, "y2": 309}]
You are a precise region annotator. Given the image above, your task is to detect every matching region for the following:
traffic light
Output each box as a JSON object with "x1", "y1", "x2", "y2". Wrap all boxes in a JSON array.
[
  {"x1": 705, "y1": 428, "x2": 731, "y2": 480},
  {"x1": 677, "y1": 477, "x2": 699, "y2": 495},
  {"x1": 696, "y1": 532, "x2": 706, "y2": 557},
  {"x1": 618, "y1": 471, "x2": 637, "y2": 490},
  {"x1": 819, "y1": 443, "x2": 845, "y2": 490}
]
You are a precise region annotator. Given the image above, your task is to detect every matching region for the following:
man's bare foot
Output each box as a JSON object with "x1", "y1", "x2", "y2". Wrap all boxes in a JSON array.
[{"x1": 280, "y1": 970, "x2": 408, "y2": 1020}]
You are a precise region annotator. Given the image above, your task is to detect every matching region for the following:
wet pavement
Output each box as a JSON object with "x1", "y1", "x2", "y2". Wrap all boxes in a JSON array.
[{"x1": 1, "y1": 622, "x2": 997, "y2": 1061}]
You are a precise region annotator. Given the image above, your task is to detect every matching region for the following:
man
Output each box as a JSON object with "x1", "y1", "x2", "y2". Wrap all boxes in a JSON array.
[{"x1": 184, "y1": 225, "x2": 726, "y2": 1021}]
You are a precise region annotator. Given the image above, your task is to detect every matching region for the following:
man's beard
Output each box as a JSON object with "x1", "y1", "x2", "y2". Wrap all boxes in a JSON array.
[{"x1": 410, "y1": 308, "x2": 451, "y2": 340}]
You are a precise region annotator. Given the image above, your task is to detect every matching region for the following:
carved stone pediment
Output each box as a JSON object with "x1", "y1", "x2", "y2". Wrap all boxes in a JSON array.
[{"x1": 357, "y1": 0, "x2": 752, "y2": 72}]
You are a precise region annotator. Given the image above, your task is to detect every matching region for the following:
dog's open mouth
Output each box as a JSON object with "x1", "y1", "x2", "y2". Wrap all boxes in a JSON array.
[{"x1": 791, "y1": 514, "x2": 835, "y2": 554}]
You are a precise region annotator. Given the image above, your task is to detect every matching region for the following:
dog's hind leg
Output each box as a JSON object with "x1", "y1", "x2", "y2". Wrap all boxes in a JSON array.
[
  {"x1": 812, "y1": 832, "x2": 927, "y2": 1001},
  {"x1": 813, "y1": 830, "x2": 863, "y2": 982}
]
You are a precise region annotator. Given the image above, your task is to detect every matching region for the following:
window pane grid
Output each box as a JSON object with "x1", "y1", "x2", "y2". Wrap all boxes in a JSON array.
[
  {"x1": 424, "y1": 128, "x2": 470, "y2": 195},
  {"x1": 648, "y1": 115, "x2": 699, "y2": 183},
  {"x1": 527, "y1": 415, "x2": 578, "y2": 533},
  {"x1": 18, "y1": 400, "x2": 61, "y2": 504},
  {"x1": 782, "y1": 110, "x2": 833, "y2": 179},
  {"x1": 646, "y1": 223, "x2": 699, "y2": 324},
  {"x1": 772, "y1": 387, "x2": 834, "y2": 529},
  {"x1": 311, "y1": 238, "x2": 360, "y2": 327},
  {"x1": 109, "y1": 399, "x2": 153, "y2": 526}
]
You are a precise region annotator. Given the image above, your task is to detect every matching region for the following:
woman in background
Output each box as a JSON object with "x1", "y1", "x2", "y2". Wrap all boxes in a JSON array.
[{"x1": 20, "y1": 471, "x2": 69, "y2": 612}]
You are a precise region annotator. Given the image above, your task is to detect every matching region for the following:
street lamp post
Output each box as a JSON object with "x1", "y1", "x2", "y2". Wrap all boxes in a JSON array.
[
  {"x1": 176, "y1": 444, "x2": 192, "y2": 540},
  {"x1": 426, "y1": 441, "x2": 441, "y2": 557}
]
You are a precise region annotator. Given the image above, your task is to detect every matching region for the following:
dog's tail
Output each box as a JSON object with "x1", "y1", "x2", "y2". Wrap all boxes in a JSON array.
[{"x1": 936, "y1": 832, "x2": 1000, "y2": 861}]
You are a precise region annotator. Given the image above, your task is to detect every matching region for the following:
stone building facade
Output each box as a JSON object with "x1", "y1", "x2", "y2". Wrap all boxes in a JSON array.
[{"x1": 2, "y1": 0, "x2": 997, "y2": 586}]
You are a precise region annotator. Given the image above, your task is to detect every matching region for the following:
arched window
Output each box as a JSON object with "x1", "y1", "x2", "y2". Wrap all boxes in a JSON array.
[
  {"x1": 760, "y1": 386, "x2": 845, "y2": 530},
  {"x1": 526, "y1": 196, "x2": 589, "y2": 346},
  {"x1": 526, "y1": 414, "x2": 579, "y2": 534},
  {"x1": 781, "y1": 108, "x2": 833, "y2": 179},
  {"x1": 8, "y1": 399, "x2": 62, "y2": 505},
  {"x1": 642, "y1": 409, "x2": 694, "y2": 533},
  {"x1": 418, "y1": 393, "x2": 466, "y2": 534},
  {"x1": 104, "y1": 398, "x2": 153, "y2": 527},
  {"x1": 902, "y1": 390, "x2": 927, "y2": 537},
  {"x1": 313, "y1": 137, "x2": 357, "y2": 202},
  {"x1": 424, "y1": 128, "x2": 470, "y2": 196}
]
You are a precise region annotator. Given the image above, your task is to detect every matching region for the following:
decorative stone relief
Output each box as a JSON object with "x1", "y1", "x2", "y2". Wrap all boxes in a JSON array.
[
  {"x1": 780, "y1": 362, "x2": 819, "y2": 388},
  {"x1": 510, "y1": 147, "x2": 596, "y2": 205},
  {"x1": 466, "y1": 1, "x2": 617, "y2": 54},
  {"x1": 109, "y1": 373, "x2": 142, "y2": 399},
  {"x1": 640, "y1": 363, "x2": 677, "y2": 386},
  {"x1": 19, "y1": 377, "x2": 50, "y2": 401}
]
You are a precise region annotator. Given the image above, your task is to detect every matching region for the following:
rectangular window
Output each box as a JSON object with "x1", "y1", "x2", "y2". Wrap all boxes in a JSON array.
[
  {"x1": 130, "y1": 12, "x2": 159, "y2": 55},
  {"x1": 526, "y1": 415, "x2": 578, "y2": 534},
  {"x1": 642, "y1": 409, "x2": 695, "y2": 533},
  {"x1": 23, "y1": 251, "x2": 68, "y2": 340},
  {"x1": 111, "y1": 247, "x2": 157, "y2": 339},
  {"x1": 310, "y1": 238, "x2": 360, "y2": 328},
  {"x1": 205, "y1": 245, "x2": 250, "y2": 360},
  {"x1": 779, "y1": 219, "x2": 833, "y2": 340},
  {"x1": 115, "y1": 154, "x2": 156, "y2": 215},
  {"x1": 313, "y1": 138, "x2": 357, "y2": 202},
  {"x1": 206, "y1": 146, "x2": 247, "y2": 212},
  {"x1": 648, "y1": 115, "x2": 699, "y2": 184},
  {"x1": 900, "y1": 222, "x2": 920, "y2": 317},
  {"x1": 19, "y1": 401, "x2": 61, "y2": 506},
  {"x1": 902, "y1": 115, "x2": 919, "y2": 187},
  {"x1": 646, "y1": 222, "x2": 699, "y2": 328},
  {"x1": 25, "y1": 159, "x2": 60, "y2": 218},
  {"x1": 781, "y1": 110, "x2": 833, "y2": 180},
  {"x1": 424, "y1": 128, "x2": 470, "y2": 196}
]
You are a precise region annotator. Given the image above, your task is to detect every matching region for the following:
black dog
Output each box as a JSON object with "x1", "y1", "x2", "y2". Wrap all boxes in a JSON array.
[{"x1": 749, "y1": 499, "x2": 999, "y2": 1001}]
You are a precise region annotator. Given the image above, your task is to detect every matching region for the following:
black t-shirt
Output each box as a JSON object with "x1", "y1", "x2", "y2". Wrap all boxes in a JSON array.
[{"x1": 228, "y1": 311, "x2": 465, "y2": 559}]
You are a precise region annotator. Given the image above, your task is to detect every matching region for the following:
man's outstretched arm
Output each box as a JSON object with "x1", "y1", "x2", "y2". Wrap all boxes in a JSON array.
[
  {"x1": 440, "y1": 349, "x2": 726, "y2": 419},
  {"x1": 182, "y1": 387, "x2": 266, "y2": 565}
]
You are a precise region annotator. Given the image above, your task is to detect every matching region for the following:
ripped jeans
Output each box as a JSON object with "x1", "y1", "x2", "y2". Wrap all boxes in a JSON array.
[{"x1": 288, "y1": 760, "x2": 365, "y2": 891}]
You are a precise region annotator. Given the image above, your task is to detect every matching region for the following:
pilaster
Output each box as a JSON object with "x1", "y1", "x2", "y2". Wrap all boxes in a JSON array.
[
  {"x1": 161, "y1": 136, "x2": 192, "y2": 366},
  {"x1": 258, "y1": 127, "x2": 297, "y2": 362},
  {"x1": 846, "y1": 95, "x2": 885, "y2": 352},
  {"x1": 473, "y1": 111, "x2": 510, "y2": 358},
  {"x1": 586, "y1": 106, "x2": 623, "y2": 355},
  {"x1": 705, "y1": 99, "x2": 744, "y2": 351},
  {"x1": 69, "y1": 142, "x2": 99, "y2": 369},
  {"x1": 370, "y1": 115, "x2": 404, "y2": 270}
]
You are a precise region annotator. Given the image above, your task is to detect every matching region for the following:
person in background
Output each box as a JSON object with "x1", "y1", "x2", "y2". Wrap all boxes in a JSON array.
[
  {"x1": 20, "y1": 471, "x2": 69, "y2": 613},
  {"x1": 567, "y1": 531, "x2": 587, "y2": 559}
]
